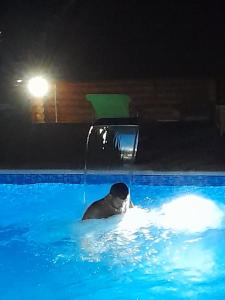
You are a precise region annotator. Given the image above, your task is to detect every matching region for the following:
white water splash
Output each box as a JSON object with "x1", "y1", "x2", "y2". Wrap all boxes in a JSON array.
[
  {"x1": 150, "y1": 194, "x2": 224, "y2": 233},
  {"x1": 79, "y1": 194, "x2": 224, "y2": 264}
]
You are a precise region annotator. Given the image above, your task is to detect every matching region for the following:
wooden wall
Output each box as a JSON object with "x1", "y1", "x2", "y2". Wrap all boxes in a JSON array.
[{"x1": 31, "y1": 79, "x2": 218, "y2": 123}]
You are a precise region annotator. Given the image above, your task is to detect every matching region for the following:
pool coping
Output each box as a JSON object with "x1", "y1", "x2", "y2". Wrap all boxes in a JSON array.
[
  {"x1": 0, "y1": 169, "x2": 225, "y2": 175},
  {"x1": 0, "y1": 169, "x2": 224, "y2": 185}
]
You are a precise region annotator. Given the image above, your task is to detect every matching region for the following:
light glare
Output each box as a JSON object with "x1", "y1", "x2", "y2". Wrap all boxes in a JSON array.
[
  {"x1": 152, "y1": 195, "x2": 224, "y2": 233},
  {"x1": 27, "y1": 76, "x2": 49, "y2": 97}
]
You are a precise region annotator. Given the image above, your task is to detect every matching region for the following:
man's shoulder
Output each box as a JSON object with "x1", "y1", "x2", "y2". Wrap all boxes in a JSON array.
[
  {"x1": 89, "y1": 198, "x2": 105, "y2": 209},
  {"x1": 82, "y1": 198, "x2": 105, "y2": 220}
]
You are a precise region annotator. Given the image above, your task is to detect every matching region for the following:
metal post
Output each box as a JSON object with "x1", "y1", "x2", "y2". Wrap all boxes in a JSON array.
[{"x1": 54, "y1": 83, "x2": 58, "y2": 123}]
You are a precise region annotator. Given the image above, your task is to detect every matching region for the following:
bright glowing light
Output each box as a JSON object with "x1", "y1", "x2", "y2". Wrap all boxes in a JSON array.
[
  {"x1": 152, "y1": 195, "x2": 224, "y2": 233},
  {"x1": 27, "y1": 76, "x2": 49, "y2": 97},
  {"x1": 17, "y1": 79, "x2": 23, "y2": 83}
]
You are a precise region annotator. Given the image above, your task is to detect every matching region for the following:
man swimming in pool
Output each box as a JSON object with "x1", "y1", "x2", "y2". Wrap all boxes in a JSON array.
[{"x1": 82, "y1": 183, "x2": 134, "y2": 220}]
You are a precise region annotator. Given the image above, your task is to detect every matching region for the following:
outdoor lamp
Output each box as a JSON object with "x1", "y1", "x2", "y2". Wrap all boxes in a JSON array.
[
  {"x1": 26, "y1": 76, "x2": 58, "y2": 123},
  {"x1": 27, "y1": 76, "x2": 49, "y2": 98}
]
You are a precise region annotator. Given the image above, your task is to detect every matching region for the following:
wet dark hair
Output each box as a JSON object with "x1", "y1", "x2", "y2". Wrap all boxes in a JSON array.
[{"x1": 110, "y1": 183, "x2": 129, "y2": 200}]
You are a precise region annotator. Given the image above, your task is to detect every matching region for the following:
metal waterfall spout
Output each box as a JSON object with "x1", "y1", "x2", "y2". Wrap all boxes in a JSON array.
[
  {"x1": 112, "y1": 125, "x2": 139, "y2": 162},
  {"x1": 85, "y1": 118, "x2": 139, "y2": 170}
]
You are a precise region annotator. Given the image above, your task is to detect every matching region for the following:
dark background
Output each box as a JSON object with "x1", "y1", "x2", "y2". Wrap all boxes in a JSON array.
[
  {"x1": 1, "y1": 0, "x2": 225, "y2": 81},
  {"x1": 0, "y1": 1, "x2": 225, "y2": 170}
]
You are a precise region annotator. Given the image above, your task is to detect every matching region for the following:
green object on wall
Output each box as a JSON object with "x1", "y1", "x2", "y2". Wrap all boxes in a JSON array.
[{"x1": 86, "y1": 94, "x2": 131, "y2": 118}]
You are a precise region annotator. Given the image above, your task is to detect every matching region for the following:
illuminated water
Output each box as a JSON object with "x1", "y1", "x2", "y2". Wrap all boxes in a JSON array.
[{"x1": 1, "y1": 182, "x2": 225, "y2": 299}]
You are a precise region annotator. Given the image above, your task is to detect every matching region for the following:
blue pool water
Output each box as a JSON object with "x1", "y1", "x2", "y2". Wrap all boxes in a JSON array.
[{"x1": 1, "y1": 173, "x2": 225, "y2": 300}]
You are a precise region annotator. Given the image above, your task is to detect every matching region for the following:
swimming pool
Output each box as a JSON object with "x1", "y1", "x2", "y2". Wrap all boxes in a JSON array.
[{"x1": 1, "y1": 171, "x2": 225, "y2": 300}]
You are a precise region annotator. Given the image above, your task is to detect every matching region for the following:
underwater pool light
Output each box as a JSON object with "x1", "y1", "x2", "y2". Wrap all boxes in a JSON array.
[{"x1": 155, "y1": 195, "x2": 224, "y2": 233}]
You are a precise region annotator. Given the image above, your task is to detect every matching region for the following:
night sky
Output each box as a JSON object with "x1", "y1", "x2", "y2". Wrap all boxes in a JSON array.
[{"x1": 1, "y1": 0, "x2": 225, "y2": 81}]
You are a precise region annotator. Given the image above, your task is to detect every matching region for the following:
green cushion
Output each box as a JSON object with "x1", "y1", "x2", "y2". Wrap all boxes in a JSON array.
[{"x1": 86, "y1": 94, "x2": 131, "y2": 118}]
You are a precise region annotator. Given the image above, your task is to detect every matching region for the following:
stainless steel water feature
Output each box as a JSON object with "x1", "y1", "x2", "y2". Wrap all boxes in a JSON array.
[{"x1": 85, "y1": 118, "x2": 139, "y2": 169}]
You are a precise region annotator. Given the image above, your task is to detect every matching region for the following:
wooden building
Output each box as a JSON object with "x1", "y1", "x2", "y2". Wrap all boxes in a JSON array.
[{"x1": 30, "y1": 78, "x2": 225, "y2": 126}]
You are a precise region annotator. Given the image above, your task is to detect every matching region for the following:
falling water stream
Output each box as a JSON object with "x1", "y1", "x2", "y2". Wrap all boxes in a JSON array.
[
  {"x1": 85, "y1": 124, "x2": 139, "y2": 169},
  {"x1": 83, "y1": 123, "x2": 139, "y2": 203}
]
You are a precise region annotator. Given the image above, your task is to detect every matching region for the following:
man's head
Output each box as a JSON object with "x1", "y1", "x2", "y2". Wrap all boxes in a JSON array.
[{"x1": 110, "y1": 183, "x2": 129, "y2": 200}]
